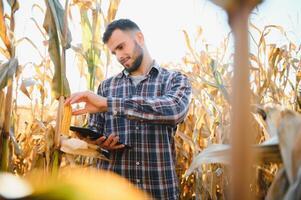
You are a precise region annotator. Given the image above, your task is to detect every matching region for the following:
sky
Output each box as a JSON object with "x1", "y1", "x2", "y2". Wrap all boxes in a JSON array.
[
  {"x1": 115, "y1": 0, "x2": 301, "y2": 63},
  {"x1": 9, "y1": 0, "x2": 301, "y2": 104},
  {"x1": 116, "y1": 0, "x2": 230, "y2": 63}
]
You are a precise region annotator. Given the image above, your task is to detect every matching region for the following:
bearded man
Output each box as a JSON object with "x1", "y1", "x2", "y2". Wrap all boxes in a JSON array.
[{"x1": 65, "y1": 19, "x2": 191, "y2": 200}]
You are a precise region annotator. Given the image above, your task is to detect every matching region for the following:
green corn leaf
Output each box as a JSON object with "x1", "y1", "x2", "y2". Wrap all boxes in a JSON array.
[
  {"x1": 43, "y1": 0, "x2": 71, "y2": 99},
  {"x1": 0, "y1": 58, "x2": 18, "y2": 90}
]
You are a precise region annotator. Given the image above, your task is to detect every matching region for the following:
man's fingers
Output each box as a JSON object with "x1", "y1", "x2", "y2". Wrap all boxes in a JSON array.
[
  {"x1": 102, "y1": 133, "x2": 116, "y2": 147},
  {"x1": 94, "y1": 133, "x2": 125, "y2": 150},
  {"x1": 72, "y1": 108, "x2": 88, "y2": 115},
  {"x1": 64, "y1": 92, "x2": 81, "y2": 105},
  {"x1": 95, "y1": 136, "x2": 107, "y2": 145},
  {"x1": 110, "y1": 136, "x2": 119, "y2": 146},
  {"x1": 109, "y1": 144, "x2": 125, "y2": 150},
  {"x1": 70, "y1": 94, "x2": 85, "y2": 105},
  {"x1": 64, "y1": 97, "x2": 71, "y2": 105},
  {"x1": 64, "y1": 92, "x2": 88, "y2": 106}
]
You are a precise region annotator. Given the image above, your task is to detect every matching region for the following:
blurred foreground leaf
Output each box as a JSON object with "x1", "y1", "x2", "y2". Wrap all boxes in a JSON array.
[{"x1": 0, "y1": 167, "x2": 149, "y2": 200}]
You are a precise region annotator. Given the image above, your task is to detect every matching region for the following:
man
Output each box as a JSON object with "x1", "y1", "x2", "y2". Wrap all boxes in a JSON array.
[{"x1": 65, "y1": 19, "x2": 191, "y2": 200}]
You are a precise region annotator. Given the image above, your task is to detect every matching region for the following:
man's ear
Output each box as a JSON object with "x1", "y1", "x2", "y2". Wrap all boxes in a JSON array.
[{"x1": 135, "y1": 31, "x2": 144, "y2": 45}]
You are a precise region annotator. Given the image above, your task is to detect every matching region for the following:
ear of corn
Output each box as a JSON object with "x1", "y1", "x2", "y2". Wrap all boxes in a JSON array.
[{"x1": 61, "y1": 105, "x2": 72, "y2": 135}]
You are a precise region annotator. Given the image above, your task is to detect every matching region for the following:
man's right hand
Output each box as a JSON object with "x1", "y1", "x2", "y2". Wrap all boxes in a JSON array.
[{"x1": 80, "y1": 133, "x2": 125, "y2": 150}]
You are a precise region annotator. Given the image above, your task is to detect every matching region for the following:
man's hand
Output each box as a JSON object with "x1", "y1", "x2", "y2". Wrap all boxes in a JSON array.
[
  {"x1": 79, "y1": 133, "x2": 125, "y2": 150},
  {"x1": 95, "y1": 133, "x2": 125, "y2": 150},
  {"x1": 64, "y1": 91, "x2": 107, "y2": 115}
]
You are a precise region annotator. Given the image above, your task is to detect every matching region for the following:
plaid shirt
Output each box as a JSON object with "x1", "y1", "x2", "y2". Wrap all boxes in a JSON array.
[{"x1": 89, "y1": 61, "x2": 191, "y2": 200}]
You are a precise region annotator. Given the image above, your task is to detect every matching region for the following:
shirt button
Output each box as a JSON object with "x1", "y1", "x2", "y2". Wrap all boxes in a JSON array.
[
  {"x1": 113, "y1": 110, "x2": 117, "y2": 115},
  {"x1": 136, "y1": 179, "x2": 140, "y2": 183},
  {"x1": 136, "y1": 161, "x2": 140, "y2": 166},
  {"x1": 136, "y1": 126, "x2": 139, "y2": 130}
]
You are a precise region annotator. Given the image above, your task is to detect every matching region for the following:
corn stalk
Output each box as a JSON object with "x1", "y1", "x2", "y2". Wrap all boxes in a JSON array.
[
  {"x1": 179, "y1": 21, "x2": 300, "y2": 199},
  {"x1": 210, "y1": 0, "x2": 263, "y2": 199},
  {"x1": 43, "y1": 0, "x2": 71, "y2": 173},
  {"x1": 0, "y1": 0, "x2": 19, "y2": 172},
  {"x1": 72, "y1": 0, "x2": 120, "y2": 91},
  {"x1": 80, "y1": 6, "x2": 102, "y2": 90}
]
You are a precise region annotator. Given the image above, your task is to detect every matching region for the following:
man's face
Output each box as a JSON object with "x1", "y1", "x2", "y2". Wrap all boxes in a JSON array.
[{"x1": 107, "y1": 29, "x2": 144, "y2": 73}]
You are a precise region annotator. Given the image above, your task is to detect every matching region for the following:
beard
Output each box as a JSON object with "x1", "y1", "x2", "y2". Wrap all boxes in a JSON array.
[{"x1": 124, "y1": 42, "x2": 144, "y2": 73}]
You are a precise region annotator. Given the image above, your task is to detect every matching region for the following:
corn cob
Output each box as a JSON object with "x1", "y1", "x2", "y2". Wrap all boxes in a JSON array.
[{"x1": 61, "y1": 105, "x2": 72, "y2": 135}]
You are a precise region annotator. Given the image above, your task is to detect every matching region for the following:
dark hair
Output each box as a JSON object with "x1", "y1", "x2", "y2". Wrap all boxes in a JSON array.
[{"x1": 102, "y1": 19, "x2": 141, "y2": 44}]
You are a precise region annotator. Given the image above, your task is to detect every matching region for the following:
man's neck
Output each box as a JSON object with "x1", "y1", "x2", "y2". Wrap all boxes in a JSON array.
[{"x1": 130, "y1": 54, "x2": 153, "y2": 76}]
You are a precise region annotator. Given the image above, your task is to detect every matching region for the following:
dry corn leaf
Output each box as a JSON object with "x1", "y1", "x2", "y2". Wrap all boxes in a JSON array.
[
  {"x1": 20, "y1": 78, "x2": 36, "y2": 100},
  {"x1": 60, "y1": 136, "x2": 106, "y2": 159},
  {"x1": 106, "y1": 0, "x2": 120, "y2": 23},
  {"x1": 185, "y1": 144, "x2": 230, "y2": 177},
  {"x1": 185, "y1": 136, "x2": 282, "y2": 177},
  {"x1": 277, "y1": 110, "x2": 301, "y2": 184}
]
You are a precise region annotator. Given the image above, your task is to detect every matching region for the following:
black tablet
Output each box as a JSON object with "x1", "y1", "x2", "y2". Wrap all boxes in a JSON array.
[
  {"x1": 69, "y1": 126, "x2": 132, "y2": 149},
  {"x1": 70, "y1": 126, "x2": 103, "y2": 140}
]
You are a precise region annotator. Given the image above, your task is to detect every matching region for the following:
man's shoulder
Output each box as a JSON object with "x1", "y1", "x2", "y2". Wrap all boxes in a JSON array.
[
  {"x1": 157, "y1": 65, "x2": 187, "y2": 79},
  {"x1": 96, "y1": 73, "x2": 123, "y2": 94},
  {"x1": 101, "y1": 72, "x2": 123, "y2": 85}
]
